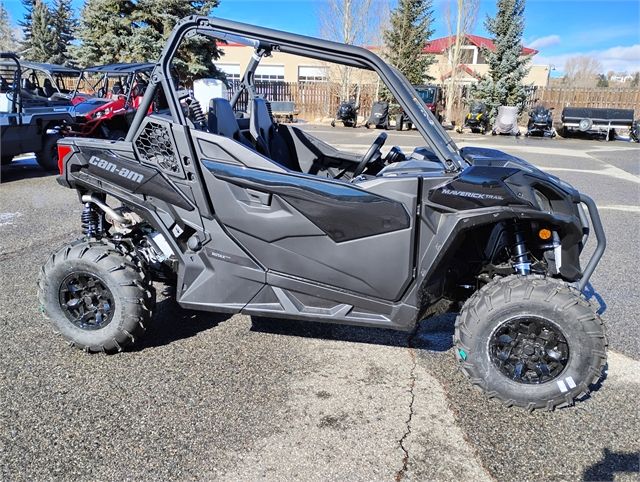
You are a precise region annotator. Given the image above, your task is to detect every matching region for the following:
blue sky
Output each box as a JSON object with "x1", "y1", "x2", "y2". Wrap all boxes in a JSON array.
[{"x1": 4, "y1": 0, "x2": 640, "y2": 74}]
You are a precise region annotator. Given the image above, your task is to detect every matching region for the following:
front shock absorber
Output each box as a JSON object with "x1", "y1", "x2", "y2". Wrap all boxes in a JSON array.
[
  {"x1": 512, "y1": 224, "x2": 531, "y2": 275},
  {"x1": 81, "y1": 202, "x2": 102, "y2": 238}
]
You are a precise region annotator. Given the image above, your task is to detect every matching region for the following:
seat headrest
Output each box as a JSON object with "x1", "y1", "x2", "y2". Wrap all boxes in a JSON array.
[
  {"x1": 251, "y1": 98, "x2": 273, "y2": 130},
  {"x1": 208, "y1": 98, "x2": 240, "y2": 138}
]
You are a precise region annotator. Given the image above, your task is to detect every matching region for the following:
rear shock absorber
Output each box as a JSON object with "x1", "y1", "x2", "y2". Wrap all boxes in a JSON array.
[
  {"x1": 188, "y1": 99, "x2": 207, "y2": 129},
  {"x1": 81, "y1": 202, "x2": 102, "y2": 238},
  {"x1": 512, "y1": 224, "x2": 531, "y2": 275}
]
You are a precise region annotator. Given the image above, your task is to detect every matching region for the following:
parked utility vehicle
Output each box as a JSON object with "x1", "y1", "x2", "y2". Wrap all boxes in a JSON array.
[
  {"x1": 0, "y1": 57, "x2": 79, "y2": 101},
  {"x1": 0, "y1": 53, "x2": 76, "y2": 170},
  {"x1": 41, "y1": 17, "x2": 607, "y2": 410},
  {"x1": 65, "y1": 63, "x2": 154, "y2": 139},
  {"x1": 395, "y1": 84, "x2": 444, "y2": 130}
]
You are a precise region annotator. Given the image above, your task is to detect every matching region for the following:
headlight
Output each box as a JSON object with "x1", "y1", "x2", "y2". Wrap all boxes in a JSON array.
[
  {"x1": 533, "y1": 189, "x2": 552, "y2": 212},
  {"x1": 93, "y1": 107, "x2": 111, "y2": 119}
]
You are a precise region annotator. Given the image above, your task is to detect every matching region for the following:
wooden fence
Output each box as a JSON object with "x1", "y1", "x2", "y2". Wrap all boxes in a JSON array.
[
  {"x1": 226, "y1": 80, "x2": 639, "y2": 121},
  {"x1": 227, "y1": 80, "x2": 380, "y2": 119},
  {"x1": 524, "y1": 87, "x2": 640, "y2": 113}
]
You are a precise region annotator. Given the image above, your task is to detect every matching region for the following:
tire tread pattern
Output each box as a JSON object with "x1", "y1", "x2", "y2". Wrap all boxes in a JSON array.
[
  {"x1": 454, "y1": 275, "x2": 607, "y2": 411},
  {"x1": 38, "y1": 238, "x2": 155, "y2": 353}
]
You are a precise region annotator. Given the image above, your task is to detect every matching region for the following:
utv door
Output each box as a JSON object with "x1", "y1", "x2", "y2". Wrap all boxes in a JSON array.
[{"x1": 193, "y1": 131, "x2": 419, "y2": 302}]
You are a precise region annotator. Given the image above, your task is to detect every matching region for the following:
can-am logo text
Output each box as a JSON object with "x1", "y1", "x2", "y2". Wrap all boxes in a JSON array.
[{"x1": 88, "y1": 155, "x2": 144, "y2": 183}]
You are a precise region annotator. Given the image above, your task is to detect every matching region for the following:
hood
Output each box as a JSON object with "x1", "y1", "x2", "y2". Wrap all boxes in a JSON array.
[
  {"x1": 460, "y1": 146, "x2": 579, "y2": 200},
  {"x1": 71, "y1": 98, "x2": 111, "y2": 116}
]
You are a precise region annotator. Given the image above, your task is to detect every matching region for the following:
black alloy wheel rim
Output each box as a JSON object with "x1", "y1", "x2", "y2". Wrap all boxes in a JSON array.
[
  {"x1": 59, "y1": 272, "x2": 115, "y2": 330},
  {"x1": 489, "y1": 316, "x2": 569, "y2": 384}
]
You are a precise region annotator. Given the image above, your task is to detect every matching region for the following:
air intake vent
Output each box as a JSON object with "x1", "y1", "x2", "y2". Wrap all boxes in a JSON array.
[{"x1": 135, "y1": 121, "x2": 179, "y2": 173}]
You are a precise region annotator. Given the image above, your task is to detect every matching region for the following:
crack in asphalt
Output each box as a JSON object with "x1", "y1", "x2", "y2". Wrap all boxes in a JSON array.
[{"x1": 395, "y1": 328, "x2": 419, "y2": 482}]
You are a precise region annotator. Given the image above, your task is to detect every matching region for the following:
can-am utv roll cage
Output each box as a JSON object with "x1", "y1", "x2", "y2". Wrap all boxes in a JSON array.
[{"x1": 126, "y1": 16, "x2": 465, "y2": 172}]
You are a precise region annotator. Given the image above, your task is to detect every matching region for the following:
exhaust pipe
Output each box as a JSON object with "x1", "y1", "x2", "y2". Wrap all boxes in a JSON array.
[{"x1": 80, "y1": 195, "x2": 131, "y2": 225}]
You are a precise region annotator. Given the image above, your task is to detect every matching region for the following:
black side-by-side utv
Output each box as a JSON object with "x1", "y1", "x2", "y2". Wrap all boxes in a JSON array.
[{"x1": 40, "y1": 16, "x2": 607, "y2": 411}]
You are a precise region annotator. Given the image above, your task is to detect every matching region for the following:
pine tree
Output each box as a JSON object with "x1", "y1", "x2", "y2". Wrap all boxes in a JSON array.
[
  {"x1": 0, "y1": 2, "x2": 20, "y2": 53},
  {"x1": 73, "y1": 0, "x2": 136, "y2": 67},
  {"x1": 596, "y1": 74, "x2": 608, "y2": 88},
  {"x1": 472, "y1": 0, "x2": 530, "y2": 121},
  {"x1": 18, "y1": 0, "x2": 34, "y2": 50},
  {"x1": 49, "y1": 0, "x2": 76, "y2": 66},
  {"x1": 131, "y1": 0, "x2": 222, "y2": 82},
  {"x1": 23, "y1": 0, "x2": 55, "y2": 62},
  {"x1": 383, "y1": 0, "x2": 435, "y2": 86},
  {"x1": 74, "y1": 0, "x2": 221, "y2": 80}
]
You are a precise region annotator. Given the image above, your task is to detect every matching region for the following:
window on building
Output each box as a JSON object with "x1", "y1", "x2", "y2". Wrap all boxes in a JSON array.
[
  {"x1": 298, "y1": 66, "x2": 328, "y2": 82},
  {"x1": 255, "y1": 65, "x2": 285, "y2": 82},
  {"x1": 217, "y1": 63, "x2": 241, "y2": 82},
  {"x1": 460, "y1": 47, "x2": 476, "y2": 65}
]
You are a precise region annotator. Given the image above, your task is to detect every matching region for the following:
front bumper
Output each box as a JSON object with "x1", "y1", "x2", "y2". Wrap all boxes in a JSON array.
[{"x1": 576, "y1": 193, "x2": 606, "y2": 291}]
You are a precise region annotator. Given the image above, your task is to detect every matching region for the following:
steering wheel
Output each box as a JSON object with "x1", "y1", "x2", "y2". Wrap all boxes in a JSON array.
[{"x1": 353, "y1": 132, "x2": 387, "y2": 177}]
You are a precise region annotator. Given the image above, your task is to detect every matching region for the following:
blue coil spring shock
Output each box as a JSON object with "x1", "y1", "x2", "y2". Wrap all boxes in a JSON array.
[
  {"x1": 512, "y1": 225, "x2": 531, "y2": 275},
  {"x1": 81, "y1": 203, "x2": 101, "y2": 238}
]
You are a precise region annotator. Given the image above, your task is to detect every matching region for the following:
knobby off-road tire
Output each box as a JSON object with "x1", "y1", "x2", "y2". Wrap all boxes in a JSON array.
[
  {"x1": 454, "y1": 275, "x2": 607, "y2": 411},
  {"x1": 36, "y1": 133, "x2": 61, "y2": 172},
  {"x1": 38, "y1": 239, "x2": 155, "y2": 353}
]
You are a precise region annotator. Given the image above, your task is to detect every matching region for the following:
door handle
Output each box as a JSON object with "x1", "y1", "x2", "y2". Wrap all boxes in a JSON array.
[{"x1": 246, "y1": 188, "x2": 271, "y2": 206}]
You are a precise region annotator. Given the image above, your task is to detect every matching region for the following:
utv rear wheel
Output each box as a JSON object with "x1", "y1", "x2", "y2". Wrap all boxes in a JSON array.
[
  {"x1": 454, "y1": 275, "x2": 606, "y2": 410},
  {"x1": 38, "y1": 240, "x2": 155, "y2": 353},
  {"x1": 36, "y1": 133, "x2": 61, "y2": 171}
]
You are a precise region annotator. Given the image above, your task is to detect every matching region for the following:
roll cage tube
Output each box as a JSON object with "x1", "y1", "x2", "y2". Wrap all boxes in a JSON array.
[
  {"x1": 229, "y1": 47, "x2": 268, "y2": 109},
  {"x1": 126, "y1": 16, "x2": 465, "y2": 171},
  {"x1": 0, "y1": 53, "x2": 21, "y2": 114}
]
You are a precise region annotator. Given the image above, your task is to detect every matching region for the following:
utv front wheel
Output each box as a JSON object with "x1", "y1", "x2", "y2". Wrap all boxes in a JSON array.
[
  {"x1": 454, "y1": 275, "x2": 606, "y2": 410},
  {"x1": 38, "y1": 240, "x2": 155, "y2": 352},
  {"x1": 36, "y1": 133, "x2": 61, "y2": 171}
]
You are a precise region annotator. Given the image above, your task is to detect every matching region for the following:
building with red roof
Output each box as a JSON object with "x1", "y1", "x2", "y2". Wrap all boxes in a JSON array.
[
  {"x1": 216, "y1": 34, "x2": 550, "y2": 88},
  {"x1": 423, "y1": 34, "x2": 549, "y2": 87}
]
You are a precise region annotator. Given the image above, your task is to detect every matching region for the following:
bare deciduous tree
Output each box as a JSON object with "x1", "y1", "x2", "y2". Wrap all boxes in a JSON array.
[
  {"x1": 563, "y1": 55, "x2": 603, "y2": 88},
  {"x1": 319, "y1": 0, "x2": 386, "y2": 107},
  {"x1": 442, "y1": 0, "x2": 479, "y2": 123},
  {"x1": 0, "y1": 2, "x2": 20, "y2": 53}
]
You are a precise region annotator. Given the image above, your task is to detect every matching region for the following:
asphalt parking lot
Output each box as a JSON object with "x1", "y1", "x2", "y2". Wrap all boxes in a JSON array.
[{"x1": 1, "y1": 127, "x2": 639, "y2": 480}]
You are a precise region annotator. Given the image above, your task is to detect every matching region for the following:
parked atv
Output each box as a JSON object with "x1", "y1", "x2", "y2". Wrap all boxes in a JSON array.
[
  {"x1": 64, "y1": 63, "x2": 153, "y2": 139},
  {"x1": 457, "y1": 101, "x2": 489, "y2": 134},
  {"x1": 0, "y1": 53, "x2": 76, "y2": 170},
  {"x1": 331, "y1": 100, "x2": 358, "y2": 127},
  {"x1": 526, "y1": 105, "x2": 556, "y2": 138},
  {"x1": 43, "y1": 17, "x2": 607, "y2": 411}
]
